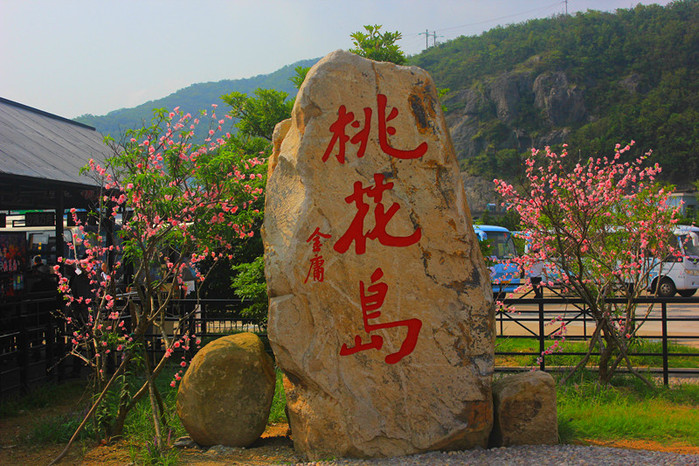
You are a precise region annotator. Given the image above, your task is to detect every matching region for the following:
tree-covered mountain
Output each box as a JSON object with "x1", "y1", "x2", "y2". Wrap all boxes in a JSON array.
[
  {"x1": 74, "y1": 58, "x2": 318, "y2": 141},
  {"x1": 76, "y1": 1, "x2": 698, "y2": 196},
  {"x1": 411, "y1": 0, "x2": 698, "y2": 188}
]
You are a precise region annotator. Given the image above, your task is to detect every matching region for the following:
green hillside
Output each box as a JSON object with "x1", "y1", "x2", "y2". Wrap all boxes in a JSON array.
[
  {"x1": 411, "y1": 0, "x2": 698, "y2": 186},
  {"x1": 74, "y1": 58, "x2": 318, "y2": 141},
  {"x1": 75, "y1": 1, "x2": 699, "y2": 188}
]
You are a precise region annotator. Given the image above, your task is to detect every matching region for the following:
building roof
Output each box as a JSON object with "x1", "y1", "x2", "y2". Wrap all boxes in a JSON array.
[{"x1": 0, "y1": 97, "x2": 112, "y2": 210}]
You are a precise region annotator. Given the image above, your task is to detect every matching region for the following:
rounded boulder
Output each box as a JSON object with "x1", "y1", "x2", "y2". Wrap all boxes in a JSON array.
[{"x1": 176, "y1": 332, "x2": 276, "y2": 447}]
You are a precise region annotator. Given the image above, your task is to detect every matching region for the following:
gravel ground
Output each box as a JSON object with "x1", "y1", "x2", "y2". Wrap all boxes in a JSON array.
[{"x1": 298, "y1": 445, "x2": 699, "y2": 465}]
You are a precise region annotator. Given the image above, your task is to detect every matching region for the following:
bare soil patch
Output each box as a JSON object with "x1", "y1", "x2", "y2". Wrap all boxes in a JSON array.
[
  {"x1": 0, "y1": 389, "x2": 88, "y2": 465},
  {"x1": 581, "y1": 438, "x2": 699, "y2": 456},
  {"x1": 77, "y1": 424, "x2": 299, "y2": 465},
  {"x1": 1, "y1": 416, "x2": 298, "y2": 465}
]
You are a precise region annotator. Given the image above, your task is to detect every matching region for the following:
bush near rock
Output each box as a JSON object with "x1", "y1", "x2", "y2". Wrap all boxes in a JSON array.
[
  {"x1": 176, "y1": 332, "x2": 276, "y2": 447},
  {"x1": 490, "y1": 370, "x2": 558, "y2": 447}
]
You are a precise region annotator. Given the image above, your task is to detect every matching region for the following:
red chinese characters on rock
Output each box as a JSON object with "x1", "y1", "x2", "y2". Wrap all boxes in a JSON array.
[
  {"x1": 340, "y1": 267, "x2": 422, "y2": 364},
  {"x1": 333, "y1": 173, "x2": 421, "y2": 255},
  {"x1": 305, "y1": 227, "x2": 331, "y2": 284},
  {"x1": 320, "y1": 92, "x2": 426, "y2": 363},
  {"x1": 322, "y1": 94, "x2": 428, "y2": 164}
]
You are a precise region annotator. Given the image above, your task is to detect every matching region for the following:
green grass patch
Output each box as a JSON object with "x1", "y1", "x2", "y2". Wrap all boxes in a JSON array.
[
  {"x1": 269, "y1": 367, "x2": 287, "y2": 423},
  {"x1": 496, "y1": 337, "x2": 699, "y2": 368},
  {"x1": 557, "y1": 374, "x2": 699, "y2": 445},
  {"x1": 0, "y1": 379, "x2": 89, "y2": 418},
  {"x1": 122, "y1": 372, "x2": 187, "y2": 445},
  {"x1": 13, "y1": 361, "x2": 287, "y2": 456},
  {"x1": 0, "y1": 379, "x2": 95, "y2": 445},
  {"x1": 24, "y1": 412, "x2": 87, "y2": 444}
]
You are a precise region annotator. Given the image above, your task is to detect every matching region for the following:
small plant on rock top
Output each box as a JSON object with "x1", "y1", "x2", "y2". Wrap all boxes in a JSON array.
[{"x1": 350, "y1": 24, "x2": 407, "y2": 65}]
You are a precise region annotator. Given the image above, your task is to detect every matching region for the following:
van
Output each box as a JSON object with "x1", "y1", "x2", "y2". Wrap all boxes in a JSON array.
[
  {"x1": 648, "y1": 225, "x2": 699, "y2": 297},
  {"x1": 473, "y1": 225, "x2": 522, "y2": 297}
]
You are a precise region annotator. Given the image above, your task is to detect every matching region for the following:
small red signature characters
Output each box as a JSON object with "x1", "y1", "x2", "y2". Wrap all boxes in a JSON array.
[
  {"x1": 305, "y1": 227, "x2": 332, "y2": 284},
  {"x1": 340, "y1": 267, "x2": 422, "y2": 364},
  {"x1": 334, "y1": 173, "x2": 421, "y2": 255},
  {"x1": 322, "y1": 94, "x2": 428, "y2": 164}
]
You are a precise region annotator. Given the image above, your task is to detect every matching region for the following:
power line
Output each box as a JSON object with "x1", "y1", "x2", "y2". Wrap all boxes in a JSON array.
[
  {"x1": 438, "y1": 1, "x2": 562, "y2": 33},
  {"x1": 407, "y1": 1, "x2": 563, "y2": 40}
]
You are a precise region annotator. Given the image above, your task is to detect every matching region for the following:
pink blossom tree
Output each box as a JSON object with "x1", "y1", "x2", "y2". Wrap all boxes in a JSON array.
[
  {"x1": 495, "y1": 142, "x2": 680, "y2": 386},
  {"x1": 51, "y1": 105, "x2": 264, "y2": 462}
]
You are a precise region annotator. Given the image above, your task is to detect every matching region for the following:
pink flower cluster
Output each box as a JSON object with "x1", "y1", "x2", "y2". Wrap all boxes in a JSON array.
[
  {"x1": 495, "y1": 141, "x2": 680, "y2": 362},
  {"x1": 55, "y1": 104, "x2": 265, "y2": 386}
]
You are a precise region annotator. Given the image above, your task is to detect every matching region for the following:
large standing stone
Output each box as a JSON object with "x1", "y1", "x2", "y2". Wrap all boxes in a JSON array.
[
  {"x1": 176, "y1": 333, "x2": 276, "y2": 447},
  {"x1": 490, "y1": 371, "x2": 558, "y2": 447},
  {"x1": 264, "y1": 50, "x2": 494, "y2": 460}
]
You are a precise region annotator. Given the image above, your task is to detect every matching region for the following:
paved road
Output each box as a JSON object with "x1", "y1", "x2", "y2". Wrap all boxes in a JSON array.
[{"x1": 496, "y1": 291, "x2": 699, "y2": 348}]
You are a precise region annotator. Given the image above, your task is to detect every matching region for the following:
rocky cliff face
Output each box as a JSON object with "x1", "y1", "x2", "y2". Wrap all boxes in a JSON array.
[
  {"x1": 461, "y1": 173, "x2": 498, "y2": 214},
  {"x1": 446, "y1": 69, "x2": 586, "y2": 161},
  {"x1": 445, "y1": 69, "x2": 587, "y2": 214},
  {"x1": 533, "y1": 72, "x2": 586, "y2": 126}
]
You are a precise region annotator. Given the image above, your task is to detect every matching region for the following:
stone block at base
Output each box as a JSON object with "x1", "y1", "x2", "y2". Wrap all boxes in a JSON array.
[{"x1": 490, "y1": 371, "x2": 558, "y2": 447}]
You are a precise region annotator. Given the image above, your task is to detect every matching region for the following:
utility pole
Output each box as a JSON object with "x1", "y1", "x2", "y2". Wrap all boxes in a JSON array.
[
  {"x1": 564, "y1": 0, "x2": 568, "y2": 15},
  {"x1": 420, "y1": 30, "x2": 441, "y2": 49},
  {"x1": 419, "y1": 29, "x2": 430, "y2": 49}
]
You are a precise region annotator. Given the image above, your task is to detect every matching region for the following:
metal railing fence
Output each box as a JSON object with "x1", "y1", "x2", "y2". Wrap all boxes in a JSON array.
[
  {"x1": 496, "y1": 294, "x2": 699, "y2": 385},
  {"x1": 0, "y1": 291, "x2": 67, "y2": 398},
  {"x1": 1, "y1": 292, "x2": 698, "y2": 398}
]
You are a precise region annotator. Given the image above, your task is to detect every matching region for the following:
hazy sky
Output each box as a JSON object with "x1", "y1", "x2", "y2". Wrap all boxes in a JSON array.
[{"x1": 1, "y1": 0, "x2": 673, "y2": 119}]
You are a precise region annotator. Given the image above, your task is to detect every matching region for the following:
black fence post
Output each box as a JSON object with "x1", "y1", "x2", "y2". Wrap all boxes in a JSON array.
[
  {"x1": 45, "y1": 309, "x2": 55, "y2": 381},
  {"x1": 539, "y1": 298, "x2": 546, "y2": 371},
  {"x1": 18, "y1": 300, "x2": 29, "y2": 394},
  {"x1": 497, "y1": 303, "x2": 503, "y2": 337},
  {"x1": 200, "y1": 303, "x2": 207, "y2": 337},
  {"x1": 55, "y1": 303, "x2": 68, "y2": 381},
  {"x1": 661, "y1": 301, "x2": 669, "y2": 387},
  {"x1": 187, "y1": 306, "x2": 195, "y2": 361}
]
